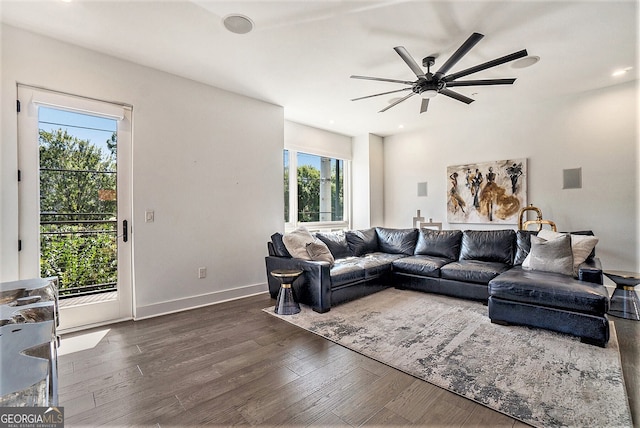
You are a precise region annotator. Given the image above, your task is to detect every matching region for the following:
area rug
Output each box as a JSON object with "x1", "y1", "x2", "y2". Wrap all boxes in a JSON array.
[{"x1": 264, "y1": 288, "x2": 632, "y2": 427}]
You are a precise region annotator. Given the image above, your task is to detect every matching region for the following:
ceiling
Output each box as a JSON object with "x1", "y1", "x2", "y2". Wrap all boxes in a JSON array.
[{"x1": 1, "y1": 1, "x2": 637, "y2": 137}]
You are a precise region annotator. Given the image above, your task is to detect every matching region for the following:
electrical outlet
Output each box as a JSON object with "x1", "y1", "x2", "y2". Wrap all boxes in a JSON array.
[{"x1": 198, "y1": 267, "x2": 207, "y2": 279}]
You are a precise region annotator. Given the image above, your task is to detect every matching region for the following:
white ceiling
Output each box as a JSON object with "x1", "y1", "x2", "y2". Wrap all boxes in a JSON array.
[{"x1": 1, "y1": 0, "x2": 637, "y2": 137}]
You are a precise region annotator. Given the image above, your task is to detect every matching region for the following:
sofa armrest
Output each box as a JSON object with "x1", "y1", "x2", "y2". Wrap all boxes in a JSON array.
[
  {"x1": 578, "y1": 257, "x2": 603, "y2": 285},
  {"x1": 265, "y1": 256, "x2": 332, "y2": 313}
]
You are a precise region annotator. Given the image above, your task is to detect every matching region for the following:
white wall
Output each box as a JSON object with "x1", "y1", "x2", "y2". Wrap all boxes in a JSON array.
[
  {"x1": 384, "y1": 80, "x2": 638, "y2": 271},
  {"x1": 369, "y1": 134, "x2": 384, "y2": 227},
  {"x1": 352, "y1": 133, "x2": 384, "y2": 229},
  {"x1": 1, "y1": 25, "x2": 284, "y2": 317},
  {"x1": 284, "y1": 120, "x2": 351, "y2": 160}
]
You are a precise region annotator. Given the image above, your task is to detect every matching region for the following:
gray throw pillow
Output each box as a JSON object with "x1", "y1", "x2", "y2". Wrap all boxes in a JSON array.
[
  {"x1": 306, "y1": 240, "x2": 335, "y2": 267},
  {"x1": 528, "y1": 234, "x2": 574, "y2": 276}
]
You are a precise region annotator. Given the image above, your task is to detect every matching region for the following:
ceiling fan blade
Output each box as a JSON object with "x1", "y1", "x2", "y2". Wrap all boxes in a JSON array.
[
  {"x1": 351, "y1": 87, "x2": 412, "y2": 101},
  {"x1": 420, "y1": 98, "x2": 429, "y2": 114},
  {"x1": 435, "y1": 32, "x2": 484, "y2": 77},
  {"x1": 444, "y1": 49, "x2": 528, "y2": 82},
  {"x1": 379, "y1": 92, "x2": 416, "y2": 113},
  {"x1": 440, "y1": 88, "x2": 475, "y2": 104},
  {"x1": 350, "y1": 75, "x2": 416, "y2": 85},
  {"x1": 394, "y1": 46, "x2": 425, "y2": 78},
  {"x1": 446, "y1": 78, "x2": 516, "y2": 87}
]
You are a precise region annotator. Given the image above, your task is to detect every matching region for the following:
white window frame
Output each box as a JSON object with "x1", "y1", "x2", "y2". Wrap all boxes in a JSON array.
[{"x1": 284, "y1": 149, "x2": 351, "y2": 233}]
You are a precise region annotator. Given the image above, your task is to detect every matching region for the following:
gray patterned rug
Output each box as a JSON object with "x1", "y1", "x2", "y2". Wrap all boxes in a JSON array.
[{"x1": 264, "y1": 288, "x2": 632, "y2": 427}]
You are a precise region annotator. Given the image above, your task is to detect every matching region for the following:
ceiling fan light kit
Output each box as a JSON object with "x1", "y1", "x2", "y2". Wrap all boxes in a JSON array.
[
  {"x1": 350, "y1": 32, "x2": 529, "y2": 114},
  {"x1": 421, "y1": 89, "x2": 438, "y2": 99}
]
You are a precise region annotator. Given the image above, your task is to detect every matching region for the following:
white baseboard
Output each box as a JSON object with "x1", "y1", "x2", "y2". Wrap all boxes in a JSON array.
[{"x1": 134, "y1": 282, "x2": 268, "y2": 320}]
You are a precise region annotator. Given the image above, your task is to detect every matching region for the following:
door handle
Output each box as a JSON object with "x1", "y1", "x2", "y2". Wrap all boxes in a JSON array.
[{"x1": 123, "y1": 219, "x2": 128, "y2": 242}]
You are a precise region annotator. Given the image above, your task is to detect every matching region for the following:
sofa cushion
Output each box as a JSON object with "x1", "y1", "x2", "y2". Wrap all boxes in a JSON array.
[
  {"x1": 358, "y1": 252, "x2": 405, "y2": 278},
  {"x1": 315, "y1": 231, "x2": 352, "y2": 259},
  {"x1": 489, "y1": 267, "x2": 609, "y2": 315},
  {"x1": 375, "y1": 227, "x2": 419, "y2": 255},
  {"x1": 513, "y1": 230, "x2": 537, "y2": 265},
  {"x1": 441, "y1": 260, "x2": 511, "y2": 284},
  {"x1": 346, "y1": 228, "x2": 378, "y2": 256},
  {"x1": 414, "y1": 229, "x2": 462, "y2": 260},
  {"x1": 459, "y1": 230, "x2": 515, "y2": 264},
  {"x1": 282, "y1": 226, "x2": 315, "y2": 260},
  {"x1": 392, "y1": 255, "x2": 450, "y2": 278},
  {"x1": 270, "y1": 233, "x2": 292, "y2": 258},
  {"x1": 330, "y1": 258, "x2": 366, "y2": 287}
]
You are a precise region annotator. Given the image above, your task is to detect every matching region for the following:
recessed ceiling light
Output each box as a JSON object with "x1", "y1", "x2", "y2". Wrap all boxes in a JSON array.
[
  {"x1": 223, "y1": 14, "x2": 254, "y2": 34},
  {"x1": 612, "y1": 67, "x2": 632, "y2": 77},
  {"x1": 398, "y1": 124, "x2": 404, "y2": 129},
  {"x1": 511, "y1": 56, "x2": 540, "y2": 69}
]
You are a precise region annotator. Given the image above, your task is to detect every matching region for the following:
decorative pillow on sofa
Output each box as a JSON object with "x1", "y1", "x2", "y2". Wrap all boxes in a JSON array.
[
  {"x1": 537, "y1": 229, "x2": 599, "y2": 276},
  {"x1": 306, "y1": 241, "x2": 335, "y2": 267},
  {"x1": 315, "y1": 231, "x2": 352, "y2": 259},
  {"x1": 282, "y1": 226, "x2": 315, "y2": 260},
  {"x1": 570, "y1": 230, "x2": 597, "y2": 259},
  {"x1": 414, "y1": 229, "x2": 463, "y2": 260},
  {"x1": 283, "y1": 227, "x2": 337, "y2": 266},
  {"x1": 375, "y1": 227, "x2": 419, "y2": 255},
  {"x1": 526, "y1": 234, "x2": 574, "y2": 276},
  {"x1": 345, "y1": 228, "x2": 378, "y2": 256}
]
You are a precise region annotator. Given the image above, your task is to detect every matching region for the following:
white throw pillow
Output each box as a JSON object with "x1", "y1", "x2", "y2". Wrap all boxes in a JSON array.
[
  {"x1": 535, "y1": 229, "x2": 599, "y2": 276},
  {"x1": 282, "y1": 226, "x2": 315, "y2": 260}
]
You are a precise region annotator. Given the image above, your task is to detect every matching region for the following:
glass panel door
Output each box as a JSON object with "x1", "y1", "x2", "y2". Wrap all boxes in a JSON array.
[{"x1": 18, "y1": 85, "x2": 132, "y2": 331}]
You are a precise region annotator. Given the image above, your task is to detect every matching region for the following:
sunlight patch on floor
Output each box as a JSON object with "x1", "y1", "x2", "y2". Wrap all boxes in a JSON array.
[{"x1": 58, "y1": 329, "x2": 110, "y2": 356}]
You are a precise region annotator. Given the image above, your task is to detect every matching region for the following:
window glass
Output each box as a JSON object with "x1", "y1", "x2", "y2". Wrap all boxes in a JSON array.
[{"x1": 295, "y1": 152, "x2": 344, "y2": 223}]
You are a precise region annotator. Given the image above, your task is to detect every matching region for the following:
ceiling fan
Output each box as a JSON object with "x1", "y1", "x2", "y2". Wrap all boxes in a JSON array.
[{"x1": 350, "y1": 32, "x2": 528, "y2": 114}]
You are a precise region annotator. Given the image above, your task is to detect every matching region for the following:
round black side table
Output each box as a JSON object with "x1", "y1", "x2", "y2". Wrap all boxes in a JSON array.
[
  {"x1": 604, "y1": 270, "x2": 640, "y2": 321},
  {"x1": 271, "y1": 269, "x2": 303, "y2": 315}
]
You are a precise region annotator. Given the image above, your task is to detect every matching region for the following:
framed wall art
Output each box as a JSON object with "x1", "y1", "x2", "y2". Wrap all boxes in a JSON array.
[{"x1": 447, "y1": 158, "x2": 527, "y2": 224}]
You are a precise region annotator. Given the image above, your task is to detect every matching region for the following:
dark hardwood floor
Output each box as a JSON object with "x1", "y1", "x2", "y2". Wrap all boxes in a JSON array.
[
  {"x1": 613, "y1": 316, "x2": 640, "y2": 426},
  {"x1": 58, "y1": 292, "x2": 638, "y2": 427}
]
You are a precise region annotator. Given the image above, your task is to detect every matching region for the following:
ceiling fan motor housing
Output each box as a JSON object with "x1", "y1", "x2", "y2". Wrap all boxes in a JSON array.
[{"x1": 414, "y1": 78, "x2": 445, "y2": 96}]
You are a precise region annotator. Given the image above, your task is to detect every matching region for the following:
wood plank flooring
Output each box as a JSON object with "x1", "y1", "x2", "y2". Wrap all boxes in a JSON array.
[{"x1": 58, "y1": 292, "x2": 638, "y2": 427}]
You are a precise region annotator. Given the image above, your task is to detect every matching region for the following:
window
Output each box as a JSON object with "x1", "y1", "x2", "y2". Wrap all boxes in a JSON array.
[
  {"x1": 38, "y1": 107, "x2": 118, "y2": 298},
  {"x1": 284, "y1": 149, "x2": 349, "y2": 228}
]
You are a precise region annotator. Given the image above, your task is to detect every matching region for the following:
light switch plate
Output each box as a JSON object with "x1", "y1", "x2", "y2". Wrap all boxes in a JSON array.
[{"x1": 145, "y1": 210, "x2": 154, "y2": 223}]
